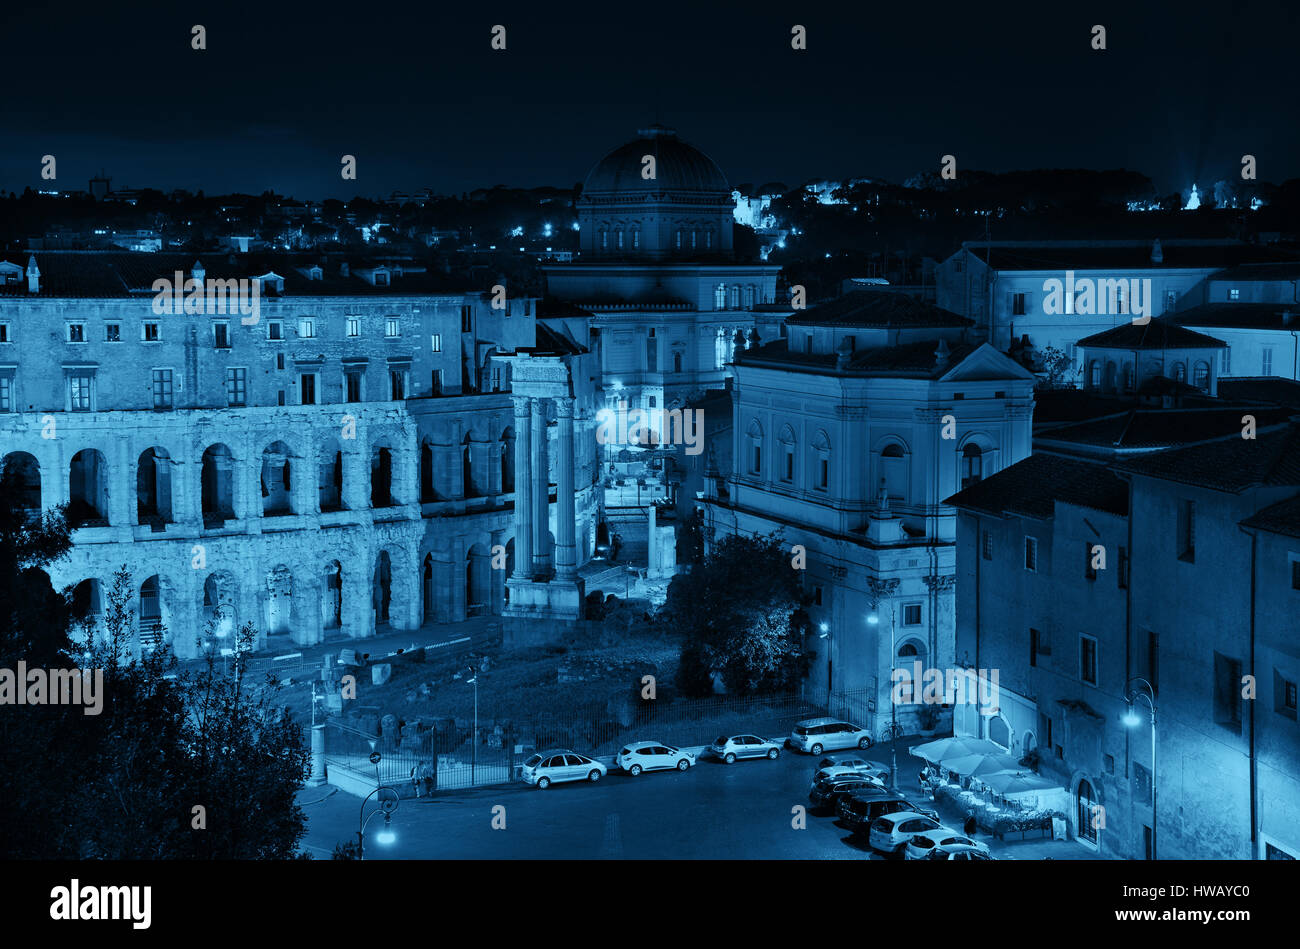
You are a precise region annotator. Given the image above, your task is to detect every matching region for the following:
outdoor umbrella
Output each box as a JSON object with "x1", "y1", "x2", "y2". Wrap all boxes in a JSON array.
[
  {"x1": 983, "y1": 770, "x2": 1058, "y2": 795},
  {"x1": 939, "y1": 752, "x2": 1022, "y2": 777},
  {"x1": 908, "y1": 736, "x2": 1002, "y2": 764}
]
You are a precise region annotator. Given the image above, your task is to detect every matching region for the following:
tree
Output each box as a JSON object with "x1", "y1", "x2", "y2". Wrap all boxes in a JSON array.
[
  {"x1": 0, "y1": 486, "x2": 311, "y2": 858},
  {"x1": 1034, "y1": 345, "x2": 1079, "y2": 389},
  {"x1": 661, "y1": 532, "x2": 811, "y2": 696}
]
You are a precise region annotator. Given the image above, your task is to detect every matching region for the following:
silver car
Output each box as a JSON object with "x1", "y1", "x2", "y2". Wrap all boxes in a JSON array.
[
  {"x1": 709, "y1": 734, "x2": 782, "y2": 764},
  {"x1": 616, "y1": 741, "x2": 696, "y2": 775},
  {"x1": 519, "y1": 749, "x2": 607, "y2": 789}
]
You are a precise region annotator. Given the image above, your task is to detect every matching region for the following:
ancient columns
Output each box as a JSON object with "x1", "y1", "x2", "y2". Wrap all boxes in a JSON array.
[
  {"x1": 511, "y1": 396, "x2": 533, "y2": 579},
  {"x1": 511, "y1": 394, "x2": 578, "y2": 581},
  {"x1": 530, "y1": 398, "x2": 550, "y2": 577},
  {"x1": 555, "y1": 397, "x2": 577, "y2": 577}
]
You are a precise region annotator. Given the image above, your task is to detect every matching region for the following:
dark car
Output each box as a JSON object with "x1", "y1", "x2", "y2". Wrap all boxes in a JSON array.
[
  {"x1": 837, "y1": 789, "x2": 938, "y2": 834},
  {"x1": 808, "y1": 775, "x2": 882, "y2": 813}
]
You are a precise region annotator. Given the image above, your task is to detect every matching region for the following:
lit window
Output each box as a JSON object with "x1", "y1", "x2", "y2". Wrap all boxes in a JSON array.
[
  {"x1": 69, "y1": 373, "x2": 94, "y2": 411},
  {"x1": 903, "y1": 604, "x2": 922, "y2": 626},
  {"x1": 66, "y1": 323, "x2": 85, "y2": 343},
  {"x1": 431, "y1": 334, "x2": 442, "y2": 353},
  {"x1": 299, "y1": 318, "x2": 315, "y2": 338},
  {"x1": 1024, "y1": 536, "x2": 1038, "y2": 572},
  {"x1": 1229, "y1": 288, "x2": 1240, "y2": 301},
  {"x1": 346, "y1": 318, "x2": 360, "y2": 337},
  {"x1": 385, "y1": 318, "x2": 399, "y2": 338},
  {"x1": 143, "y1": 322, "x2": 160, "y2": 342},
  {"x1": 225, "y1": 368, "x2": 247, "y2": 407},
  {"x1": 213, "y1": 322, "x2": 230, "y2": 349},
  {"x1": 151, "y1": 369, "x2": 173, "y2": 409}
]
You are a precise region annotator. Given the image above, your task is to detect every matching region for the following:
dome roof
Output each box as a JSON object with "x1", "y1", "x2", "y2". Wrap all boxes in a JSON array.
[{"x1": 583, "y1": 126, "x2": 729, "y2": 195}]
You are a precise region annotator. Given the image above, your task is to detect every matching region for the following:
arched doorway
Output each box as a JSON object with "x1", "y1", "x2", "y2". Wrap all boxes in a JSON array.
[
  {"x1": 988, "y1": 715, "x2": 1011, "y2": 748},
  {"x1": 69, "y1": 449, "x2": 109, "y2": 527},
  {"x1": 1076, "y1": 777, "x2": 1100, "y2": 848},
  {"x1": 420, "y1": 441, "x2": 435, "y2": 502},
  {"x1": 261, "y1": 442, "x2": 293, "y2": 516},
  {"x1": 201, "y1": 444, "x2": 235, "y2": 526},
  {"x1": 371, "y1": 448, "x2": 394, "y2": 508},
  {"x1": 137, "y1": 447, "x2": 173, "y2": 527},
  {"x1": 266, "y1": 565, "x2": 294, "y2": 636},
  {"x1": 2, "y1": 451, "x2": 42, "y2": 517},
  {"x1": 422, "y1": 554, "x2": 435, "y2": 624},
  {"x1": 138, "y1": 575, "x2": 166, "y2": 652},
  {"x1": 203, "y1": 572, "x2": 237, "y2": 641},
  {"x1": 373, "y1": 551, "x2": 392, "y2": 626},
  {"x1": 323, "y1": 561, "x2": 342, "y2": 630}
]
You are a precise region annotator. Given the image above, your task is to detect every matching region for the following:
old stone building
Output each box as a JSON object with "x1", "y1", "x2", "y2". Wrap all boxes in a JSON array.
[{"x1": 0, "y1": 250, "x2": 597, "y2": 657}]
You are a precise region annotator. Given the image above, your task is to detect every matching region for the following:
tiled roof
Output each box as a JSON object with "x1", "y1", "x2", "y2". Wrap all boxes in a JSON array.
[
  {"x1": 1037, "y1": 407, "x2": 1294, "y2": 451},
  {"x1": 1218, "y1": 378, "x2": 1300, "y2": 410},
  {"x1": 1172, "y1": 302, "x2": 1300, "y2": 330},
  {"x1": 1208, "y1": 262, "x2": 1300, "y2": 282},
  {"x1": 527, "y1": 322, "x2": 586, "y2": 356},
  {"x1": 739, "y1": 337, "x2": 979, "y2": 378},
  {"x1": 1240, "y1": 493, "x2": 1300, "y2": 539},
  {"x1": 1032, "y1": 389, "x2": 1136, "y2": 426},
  {"x1": 966, "y1": 242, "x2": 1300, "y2": 272},
  {"x1": 944, "y1": 454, "x2": 1128, "y2": 519},
  {"x1": 0, "y1": 251, "x2": 479, "y2": 297},
  {"x1": 1114, "y1": 423, "x2": 1300, "y2": 492},
  {"x1": 786, "y1": 290, "x2": 971, "y2": 328},
  {"x1": 1076, "y1": 319, "x2": 1226, "y2": 350}
]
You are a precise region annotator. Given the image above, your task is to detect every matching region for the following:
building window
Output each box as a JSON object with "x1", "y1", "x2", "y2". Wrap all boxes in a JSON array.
[
  {"x1": 0, "y1": 374, "x2": 12, "y2": 412},
  {"x1": 151, "y1": 369, "x2": 174, "y2": 409},
  {"x1": 1011, "y1": 292, "x2": 1026, "y2": 316},
  {"x1": 1079, "y1": 635, "x2": 1098, "y2": 686},
  {"x1": 389, "y1": 370, "x2": 407, "y2": 401},
  {"x1": 345, "y1": 370, "x2": 363, "y2": 403},
  {"x1": 1263, "y1": 348, "x2": 1273, "y2": 376},
  {"x1": 0, "y1": 322, "x2": 10, "y2": 343},
  {"x1": 1177, "y1": 499, "x2": 1195, "y2": 562},
  {"x1": 1118, "y1": 546, "x2": 1129, "y2": 589},
  {"x1": 461, "y1": 305, "x2": 473, "y2": 332},
  {"x1": 1221, "y1": 348, "x2": 1231, "y2": 376},
  {"x1": 961, "y1": 444, "x2": 983, "y2": 488},
  {"x1": 299, "y1": 318, "x2": 315, "y2": 339},
  {"x1": 673, "y1": 351, "x2": 683, "y2": 374},
  {"x1": 818, "y1": 457, "x2": 829, "y2": 490},
  {"x1": 385, "y1": 318, "x2": 399, "y2": 338},
  {"x1": 213, "y1": 322, "x2": 230, "y2": 349},
  {"x1": 600, "y1": 229, "x2": 607, "y2": 250},
  {"x1": 431, "y1": 369, "x2": 444, "y2": 395},
  {"x1": 903, "y1": 604, "x2": 922, "y2": 626},
  {"x1": 1029, "y1": 627, "x2": 1041, "y2": 668},
  {"x1": 143, "y1": 322, "x2": 160, "y2": 342},
  {"x1": 268, "y1": 321, "x2": 283, "y2": 341},
  {"x1": 617, "y1": 229, "x2": 624, "y2": 249},
  {"x1": 676, "y1": 230, "x2": 682, "y2": 249},
  {"x1": 1277, "y1": 674, "x2": 1298, "y2": 720},
  {"x1": 104, "y1": 323, "x2": 120, "y2": 343},
  {"x1": 981, "y1": 530, "x2": 993, "y2": 560},
  {"x1": 1213, "y1": 652, "x2": 1243, "y2": 733},
  {"x1": 715, "y1": 284, "x2": 727, "y2": 309},
  {"x1": 431, "y1": 333, "x2": 442, "y2": 353},
  {"x1": 226, "y1": 368, "x2": 246, "y2": 407},
  {"x1": 1024, "y1": 535, "x2": 1039, "y2": 572},
  {"x1": 1145, "y1": 630, "x2": 1160, "y2": 695},
  {"x1": 346, "y1": 318, "x2": 360, "y2": 337},
  {"x1": 632, "y1": 229, "x2": 639, "y2": 249},
  {"x1": 752, "y1": 443, "x2": 762, "y2": 474},
  {"x1": 68, "y1": 372, "x2": 94, "y2": 411},
  {"x1": 66, "y1": 323, "x2": 86, "y2": 343},
  {"x1": 1192, "y1": 361, "x2": 1209, "y2": 388},
  {"x1": 1229, "y1": 288, "x2": 1240, "y2": 301},
  {"x1": 300, "y1": 373, "x2": 317, "y2": 405}
]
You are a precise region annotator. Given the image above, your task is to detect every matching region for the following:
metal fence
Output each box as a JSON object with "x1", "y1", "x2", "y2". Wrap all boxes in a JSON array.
[{"x1": 322, "y1": 688, "x2": 830, "y2": 796}]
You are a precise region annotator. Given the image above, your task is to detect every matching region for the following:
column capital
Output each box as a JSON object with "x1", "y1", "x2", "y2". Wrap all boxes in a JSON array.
[
  {"x1": 512, "y1": 395, "x2": 531, "y2": 419},
  {"x1": 555, "y1": 395, "x2": 575, "y2": 418}
]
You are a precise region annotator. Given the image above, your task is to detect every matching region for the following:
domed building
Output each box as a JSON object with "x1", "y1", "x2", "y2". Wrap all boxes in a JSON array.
[
  {"x1": 546, "y1": 125, "x2": 785, "y2": 433},
  {"x1": 576, "y1": 125, "x2": 737, "y2": 261}
]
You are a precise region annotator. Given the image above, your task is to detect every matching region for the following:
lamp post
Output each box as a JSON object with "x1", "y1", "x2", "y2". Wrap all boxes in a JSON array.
[
  {"x1": 467, "y1": 658, "x2": 480, "y2": 784},
  {"x1": 1123, "y1": 677, "x2": 1157, "y2": 859},
  {"x1": 818, "y1": 623, "x2": 830, "y2": 697},
  {"x1": 357, "y1": 779, "x2": 399, "y2": 861}
]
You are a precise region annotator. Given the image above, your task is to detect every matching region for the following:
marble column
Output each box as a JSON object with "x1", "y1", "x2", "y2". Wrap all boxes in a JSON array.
[
  {"x1": 511, "y1": 396, "x2": 533, "y2": 579},
  {"x1": 531, "y1": 397, "x2": 550, "y2": 577},
  {"x1": 555, "y1": 397, "x2": 577, "y2": 577}
]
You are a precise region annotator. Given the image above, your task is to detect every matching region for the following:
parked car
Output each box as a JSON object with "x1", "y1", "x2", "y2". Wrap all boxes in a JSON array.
[
  {"x1": 838, "y1": 791, "x2": 937, "y2": 833},
  {"x1": 813, "y1": 759, "x2": 890, "y2": 784},
  {"x1": 616, "y1": 741, "x2": 696, "y2": 775},
  {"x1": 520, "y1": 749, "x2": 607, "y2": 789},
  {"x1": 816, "y1": 754, "x2": 890, "y2": 776},
  {"x1": 709, "y1": 734, "x2": 782, "y2": 764},
  {"x1": 789, "y1": 718, "x2": 874, "y2": 755},
  {"x1": 808, "y1": 775, "x2": 881, "y2": 813},
  {"x1": 923, "y1": 842, "x2": 996, "y2": 861},
  {"x1": 906, "y1": 831, "x2": 991, "y2": 861},
  {"x1": 868, "y1": 811, "x2": 943, "y2": 854}
]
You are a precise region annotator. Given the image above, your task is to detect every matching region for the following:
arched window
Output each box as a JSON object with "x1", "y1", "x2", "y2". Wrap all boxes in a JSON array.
[
  {"x1": 1077, "y1": 778, "x2": 1099, "y2": 845},
  {"x1": 961, "y1": 443, "x2": 983, "y2": 488},
  {"x1": 1173, "y1": 362, "x2": 1186, "y2": 383},
  {"x1": 1192, "y1": 361, "x2": 1210, "y2": 389},
  {"x1": 616, "y1": 229, "x2": 624, "y2": 250},
  {"x1": 599, "y1": 229, "x2": 608, "y2": 250},
  {"x1": 1122, "y1": 363, "x2": 1135, "y2": 392},
  {"x1": 715, "y1": 284, "x2": 727, "y2": 309},
  {"x1": 812, "y1": 430, "x2": 831, "y2": 491},
  {"x1": 746, "y1": 419, "x2": 764, "y2": 475},
  {"x1": 1088, "y1": 360, "x2": 1101, "y2": 389},
  {"x1": 880, "y1": 441, "x2": 907, "y2": 503},
  {"x1": 778, "y1": 425, "x2": 796, "y2": 483}
]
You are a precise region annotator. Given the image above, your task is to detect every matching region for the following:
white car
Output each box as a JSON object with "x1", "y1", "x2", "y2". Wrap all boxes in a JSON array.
[
  {"x1": 906, "y1": 830, "x2": 990, "y2": 860},
  {"x1": 520, "y1": 749, "x2": 607, "y2": 789},
  {"x1": 709, "y1": 734, "x2": 782, "y2": 764},
  {"x1": 616, "y1": 741, "x2": 696, "y2": 775},
  {"x1": 789, "y1": 718, "x2": 874, "y2": 755},
  {"x1": 923, "y1": 843, "x2": 995, "y2": 861},
  {"x1": 813, "y1": 758, "x2": 890, "y2": 784},
  {"x1": 868, "y1": 811, "x2": 942, "y2": 854}
]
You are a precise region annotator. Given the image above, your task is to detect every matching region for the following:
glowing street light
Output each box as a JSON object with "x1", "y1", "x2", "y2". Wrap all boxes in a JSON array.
[{"x1": 1123, "y1": 677, "x2": 1158, "y2": 859}]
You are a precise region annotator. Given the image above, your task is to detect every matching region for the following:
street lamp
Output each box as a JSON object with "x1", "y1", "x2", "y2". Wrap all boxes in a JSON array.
[
  {"x1": 818, "y1": 623, "x2": 830, "y2": 697},
  {"x1": 357, "y1": 781, "x2": 399, "y2": 861},
  {"x1": 1123, "y1": 677, "x2": 1157, "y2": 859},
  {"x1": 467, "y1": 660, "x2": 480, "y2": 784}
]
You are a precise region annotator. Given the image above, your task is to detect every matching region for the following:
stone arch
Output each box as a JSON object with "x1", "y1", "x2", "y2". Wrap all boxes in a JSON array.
[
  {"x1": 987, "y1": 713, "x2": 1012, "y2": 749},
  {"x1": 370, "y1": 444, "x2": 395, "y2": 508},
  {"x1": 201, "y1": 443, "x2": 236, "y2": 526},
  {"x1": 372, "y1": 549, "x2": 393, "y2": 626},
  {"x1": 318, "y1": 436, "x2": 346, "y2": 512},
  {"x1": 68, "y1": 448, "x2": 110, "y2": 527},
  {"x1": 466, "y1": 543, "x2": 490, "y2": 616},
  {"x1": 1, "y1": 451, "x2": 41, "y2": 516},
  {"x1": 136, "y1": 446, "x2": 174, "y2": 527},
  {"x1": 1172, "y1": 361, "x2": 1187, "y2": 383},
  {"x1": 875, "y1": 437, "x2": 910, "y2": 504},
  {"x1": 1073, "y1": 773, "x2": 1102, "y2": 849},
  {"x1": 138, "y1": 573, "x2": 172, "y2": 653},
  {"x1": 1103, "y1": 360, "x2": 1117, "y2": 393},
  {"x1": 1087, "y1": 359, "x2": 1101, "y2": 389},
  {"x1": 265, "y1": 564, "x2": 294, "y2": 636},
  {"x1": 202, "y1": 570, "x2": 239, "y2": 641},
  {"x1": 1021, "y1": 730, "x2": 1036, "y2": 759},
  {"x1": 70, "y1": 577, "x2": 104, "y2": 643},
  {"x1": 322, "y1": 560, "x2": 343, "y2": 630},
  {"x1": 422, "y1": 553, "x2": 435, "y2": 623},
  {"x1": 261, "y1": 440, "x2": 294, "y2": 516},
  {"x1": 1192, "y1": 359, "x2": 1210, "y2": 389}
]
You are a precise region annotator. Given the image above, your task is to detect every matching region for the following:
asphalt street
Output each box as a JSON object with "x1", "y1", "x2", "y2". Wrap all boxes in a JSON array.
[{"x1": 300, "y1": 739, "x2": 1087, "y2": 860}]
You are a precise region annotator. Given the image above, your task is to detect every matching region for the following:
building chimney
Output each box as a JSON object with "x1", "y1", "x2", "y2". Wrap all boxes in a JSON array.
[
  {"x1": 25, "y1": 255, "x2": 39, "y2": 294},
  {"x1": 1150, "y1": 239, "x2": 1164, "y2": 264},
  {"x1": 192, "y1": 259, "x2": 205, "y2": 285},
  {"x1": 934, "y1": 338, "x2": 951, "y2": 368}
]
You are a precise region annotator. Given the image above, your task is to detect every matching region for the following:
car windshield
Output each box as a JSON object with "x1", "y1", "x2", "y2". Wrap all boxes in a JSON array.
[
  {"x1": 524, "y1": 755, "x2": 541, "y2": 767},
  {"x1": 714, "y1": 736, "x2": 729, "y2": 745},
  {"x1": 794, "y1": 726, "x2": 809, "y2": 735}
]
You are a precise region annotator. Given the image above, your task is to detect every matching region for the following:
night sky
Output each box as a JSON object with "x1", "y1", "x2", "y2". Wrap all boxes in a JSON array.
[{"x1": 2, "y1": 0, "x2": 1295, "y2": 199}]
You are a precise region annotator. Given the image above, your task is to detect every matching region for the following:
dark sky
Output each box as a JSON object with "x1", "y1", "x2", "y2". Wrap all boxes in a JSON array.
[{"x1": 1, "y1": 0, "x2": 1294, "y2": 200}]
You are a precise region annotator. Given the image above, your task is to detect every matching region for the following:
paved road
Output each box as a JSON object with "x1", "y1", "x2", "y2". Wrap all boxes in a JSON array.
[{"x1": 300, "y1": 739, "x2": 1089, "y2": 860}]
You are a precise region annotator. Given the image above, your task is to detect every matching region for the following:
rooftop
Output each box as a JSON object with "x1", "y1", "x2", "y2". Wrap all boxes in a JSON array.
[
  {"x1": 1036, "y1": 407, "x2": 1294, "y2": 455},
  {"x1": 1240, "y1": 493, "x2": 1300, "y2": 539},
  {"x1": 1076, "y1": 319, "x2": 1226, "y2": 350},
  {"x1": 1114, "y1": 422, "x2": 1300, "y2": 492},
  {"x1": 963, "y1": 241, "x2": 1300, "y2": 272},
  {"x1": 739, "y1": 337, "x2": 981, "y2": 378},
  {"x1": 786, "y1": 290, "x2": 971, "y2": 329},
  {"x1": 1171, "y1": 301, "x2": 1300, "y2": 330},
  {"x1": 944, "y1": 453, "x2": 1129, "y2": 519}
]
